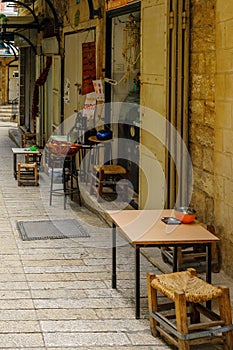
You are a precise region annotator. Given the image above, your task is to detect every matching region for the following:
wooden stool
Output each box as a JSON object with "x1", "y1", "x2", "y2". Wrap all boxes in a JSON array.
[
  {"x1": 161, "y1": 242, "x2": 220, "y2": 273},
  {"x1": 17, "y1": 162, "x2": 38, "y2": 186},
  {"x1": 21, "y1": 132, "x2": 36, "y2": 148},
  {"x1": 25, "y1": 152, "x2": 42, "y2": 166},
  {"x1": 90, "y1": 164, "x2": 128, "y2": 202},
  {"x1": 147, "y1": 268, "x2": 233, "y2": 349}
]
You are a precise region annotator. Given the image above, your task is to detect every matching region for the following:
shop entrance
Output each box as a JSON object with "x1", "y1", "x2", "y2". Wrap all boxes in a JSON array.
[{"x1": 105, "y1": 3, "x2": 141, "y2": 196}]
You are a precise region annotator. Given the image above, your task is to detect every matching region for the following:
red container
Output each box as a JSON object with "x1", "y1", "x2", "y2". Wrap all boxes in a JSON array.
[
  {"x1": 47, "y1": 140, "x2": 81, "y2": 156},
  {"x1": 174, "y1": 207, "x2": 196, "y2": 224}
]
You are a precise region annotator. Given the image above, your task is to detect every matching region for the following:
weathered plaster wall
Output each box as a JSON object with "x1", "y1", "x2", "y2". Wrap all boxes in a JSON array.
[
  {"x1": 215, "y1": 1, "x2": 233, "y2": 275},
  {"x1": 189, "y1": 0, "x2": 216, "y2": 226}
]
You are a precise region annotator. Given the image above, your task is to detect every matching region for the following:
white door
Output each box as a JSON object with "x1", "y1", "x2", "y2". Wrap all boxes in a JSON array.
[
  {"x1": 8, "y1": 66, "x2": 19, "y2": 103},
  {"x1": 64, "y1": 30, "x2": 95, "y2": 129}
]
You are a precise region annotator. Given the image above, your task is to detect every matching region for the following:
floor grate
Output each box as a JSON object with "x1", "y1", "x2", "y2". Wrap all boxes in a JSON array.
[{"x1": 17, "y1": 219, "x2": 90, "y2": 241}]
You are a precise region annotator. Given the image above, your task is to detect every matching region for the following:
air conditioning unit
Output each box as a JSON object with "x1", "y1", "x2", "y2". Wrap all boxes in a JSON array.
[{"x1": 13, "y1": 71, "x2": 19, "y2": 78}]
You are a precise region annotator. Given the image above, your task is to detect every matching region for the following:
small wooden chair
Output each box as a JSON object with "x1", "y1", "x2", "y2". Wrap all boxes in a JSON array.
[
  {"x1": 90, "y1": 164, "x2": 128, "y2": 202},
  {"x1": 147, "y1": 268, "x2": 233, "y2": 349},
  {"x1": 17, "y1": 162, "x2": 38, "y2": 186},
  {"x1": 21, "y1": 132, "x2": 36, "y2": 148}
]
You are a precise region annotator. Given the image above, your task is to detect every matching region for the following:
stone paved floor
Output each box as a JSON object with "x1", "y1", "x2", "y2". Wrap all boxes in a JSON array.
[{"x1": 1, "y1": 124, "x2": 232, "y2": 349}]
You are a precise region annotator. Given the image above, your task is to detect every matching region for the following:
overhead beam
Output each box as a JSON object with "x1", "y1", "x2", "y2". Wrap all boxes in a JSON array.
[
  {"x1": 0, "y1": 31, "x2": 37, "y2": 54},
  {"x1": 3, "y1": 0, "x2": 61, "y2": 29},
  {"x1": 1, "y1": 23, "x2": 39, "y2": 30},
  {"x1": 2, "y1": 0, "x2": 38, "y2": 23}
]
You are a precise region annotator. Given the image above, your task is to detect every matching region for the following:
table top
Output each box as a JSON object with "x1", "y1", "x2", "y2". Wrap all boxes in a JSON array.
[
  {"x1": 88, "y1": 135, "x2": 113, "y2": 144},
  {"x1": 108, "y1": 209, "x2": 220, "y2": 245},
  {"x1": 12, "y1": 148, "x2": 40, "y2": 154}
]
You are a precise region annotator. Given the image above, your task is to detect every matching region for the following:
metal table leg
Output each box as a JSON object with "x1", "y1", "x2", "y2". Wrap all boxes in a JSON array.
[
  {"x1": 206, "y1": 243, "x2": 212, "y2": 310},
  {"x1": 13, "y1": 153, "x2": 17, "y2": 179},
  {"x1": 135, "y1": 245, "x2": 140, "y2": 319},
  {"x1": 112, "y1": 222, "x2": 116, "y2": 289},
  {"x1": 173, "y1": 246, "x2": 178, "y2": 272}
]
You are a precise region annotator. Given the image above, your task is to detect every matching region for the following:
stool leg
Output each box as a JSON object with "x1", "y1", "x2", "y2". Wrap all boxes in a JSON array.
[
  {"x1": 62, "y1": 164, "x2": 67, "y2": 210},
  {"x1": 189, "y1": 302, "x2": 200, "y2": 324},
  {"x1": 72, "y1": 156, "x2": 82, "y2": 206},
  {"x1": 90, "y1": 167, "x2": 95, "y2": 195},
  {"x1": 74, "y1": 170, "x2": 82, "y2": 206},
  {"x1": 97, "y1": 169, "x2": 105, "y2": 202},
  {"x1": 147, "y1": 273, "x2": 158, "y2": 337},
  {"x1": 49, "y1": 160, "x2": 54, "y2": 206},
  {"x1": 17, "y1": 162, "x2": 21, "y2": 186},
  {"x1": 34, "y1": 163, "x2": 38, "y2": 186},
  {"x1": 175, "y1": 291, "x2": 190, "y2": 350},
  {"x1": 219, "y1": 286, "x2": 233, "y2": 349}
]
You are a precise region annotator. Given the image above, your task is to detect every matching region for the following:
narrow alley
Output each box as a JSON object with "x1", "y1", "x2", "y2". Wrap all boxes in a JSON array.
[{"x1": 0, "y1": 123, "x2": 171, "y2": 349}]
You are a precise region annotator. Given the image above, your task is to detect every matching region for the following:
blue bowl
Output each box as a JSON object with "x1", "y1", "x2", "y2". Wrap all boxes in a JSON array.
[{"x1": 96, "y1": 130, "x2": 112, "y2": 140}]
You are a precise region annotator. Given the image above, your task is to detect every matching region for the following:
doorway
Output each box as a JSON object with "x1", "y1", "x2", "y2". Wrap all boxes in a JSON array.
[
  {"x1": 105, "y1": 3, "x2": 141, "y2": 195},
  {"x1": 64, "y1": 29, "x2": 96, "y2": 124}
]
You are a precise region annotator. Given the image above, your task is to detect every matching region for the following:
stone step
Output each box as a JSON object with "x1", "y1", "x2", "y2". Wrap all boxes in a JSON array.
[
  {"x1": 0, "y1": 105, "x2": 19, "y2": 121},
  {"x1": 0, "y1": 116, "x2": 15, "y2": 122}
]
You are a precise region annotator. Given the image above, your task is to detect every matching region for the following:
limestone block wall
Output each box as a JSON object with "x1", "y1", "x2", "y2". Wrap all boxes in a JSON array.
[
  {"x1": 0, "y1": 58, "x2": 13, "y2": 105},
  {"x1": 215, "y1": 1, "x2": 233, "y2": 275},
  {"x1": 189, "y1": 0, "x2": 216, "y2": 225}
]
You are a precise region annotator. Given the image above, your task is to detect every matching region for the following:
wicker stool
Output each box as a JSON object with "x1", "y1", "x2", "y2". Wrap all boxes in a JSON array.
[
  {"x1": 17, "y1": 162, "x2": 38, "y2": 186},
  {"x1": 90, "y1": 164, "x2": 128, "y2": 202},
  {"x1": 147, "y1": 268, "x2": 233, "y2": 349}
]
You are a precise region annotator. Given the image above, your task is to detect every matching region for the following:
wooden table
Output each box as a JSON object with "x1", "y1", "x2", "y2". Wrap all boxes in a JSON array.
[
  {"x1": 108, "y1": 209, "x2": 220, "y2": 318},
  {"x1": 12, "y1": 148, "x2": 41, "y2": 179}
]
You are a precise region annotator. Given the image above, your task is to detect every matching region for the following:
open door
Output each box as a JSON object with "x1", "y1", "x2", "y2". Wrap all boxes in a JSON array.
[{"x1": 51, "y1": 55, "x2": 61, "y2": 128}]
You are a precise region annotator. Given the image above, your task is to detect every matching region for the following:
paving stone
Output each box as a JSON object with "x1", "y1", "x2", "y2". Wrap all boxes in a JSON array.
[
  {"x1": 0, "y1": 299, "x2": 34, "y2": 309},
  {"x1": 34, "y1": 297, "x2": 131, "y2": 309},
  {"x1": 36, "y1": 308, "x2": 98, "y2": 320},
  {"x1": 0, "y1": 281, "x2": 29, "y2": 290},
  {"x1": 128, "y1": 332, "x2": 169, "y2": 346},
  {"x1": 25, "y1": 272, "x2": 78, "y2": 281},
  {"x1": 96, "y1": 308, "x2": 136, "y2": 319},
  {"x1": 22, "y1": 259, "x2": 84, "y2": 267},
  {"x1": 40, "y1": 319, "x2": 149, "y2": 332},
  {"x1": 0, "y1": 320, "x2": 40, "y2": 333},
  {"x1": 0, "y1": 333, "x2": 44, "y2": 347},
  {"x1": 0, "y1": 291, "x2": 31, "y2": 299},
  {"x1": 44, "y1": 332, "x2": 130, "y2": 347},
  {"x1": 28, "y1": 280, "x2": 107, "y2": 290},
  {"x1": 0, "y1": 309, "x2": 38, "y2": 321},
  {"x1": 0, "y1": 273, "x2": 26, "y2": 281},
  {"x1": 31, "y1": 289, "x2": 87, "y2": 299}
]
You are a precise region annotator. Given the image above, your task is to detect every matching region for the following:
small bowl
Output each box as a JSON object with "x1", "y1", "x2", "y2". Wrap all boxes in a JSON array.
[{"x1": 174, "y1": 207, "x2": 196, "y2": 224}]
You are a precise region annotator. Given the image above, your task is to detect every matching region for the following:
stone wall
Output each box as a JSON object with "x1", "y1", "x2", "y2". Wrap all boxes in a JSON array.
[
  {"x1": 215, "y1": 1, "x2": 233, "y2": 275},
  {"x1": 0, "y1": 58, "x2": 14, "y2": 105},
  {"x1": 189, "y1": 0, "x2": 216, "y2": 226}
]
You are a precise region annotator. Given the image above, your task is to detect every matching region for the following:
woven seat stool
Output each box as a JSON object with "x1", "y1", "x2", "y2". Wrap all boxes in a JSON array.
[
  {"x1": 90, "y1": 164, "x2": 128, "y2": 202},
  {"x1": 147, "y1": 268, "x2": 233, "y2": 349},
  {"x1": 17, "y1": 162, "x2": 38, "y2": 186}
]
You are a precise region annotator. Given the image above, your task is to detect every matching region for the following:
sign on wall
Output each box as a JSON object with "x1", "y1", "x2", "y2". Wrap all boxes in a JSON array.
[{"x1": 82, "y1": 41, "x2": 96, "y2": 95}]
